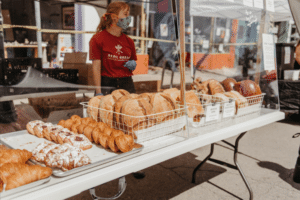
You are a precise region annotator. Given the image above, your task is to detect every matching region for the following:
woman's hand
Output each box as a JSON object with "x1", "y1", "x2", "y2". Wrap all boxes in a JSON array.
[{"x1": 124, "y1": 60, "x2": 137, "y2": 71}]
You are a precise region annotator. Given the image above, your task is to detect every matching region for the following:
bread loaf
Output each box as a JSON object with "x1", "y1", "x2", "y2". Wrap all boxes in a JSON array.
[
  {"x1": 234, "y1": 80, "x2": 262, "y2": 97},
  {"x1": 150, "y1": 93, "x2": 177, "y2": 123},
  {"x1": 87, "y1": 96, "x2": 103, "y2": 121},
  {"x1": 111, "y1": 89, "x2": 130, "y2": 101},
  {"x1": 221, "y1": 78, "x2": 237, "y2": 92},
  {"x1": 99, "y1": 95, "x2": 116, "y2": 127},
  {"x1": 213, "y1": 93, "x2": 230, "y2": 102},
  {"x1": 114, "y1": 95, "x2": 132, "y2": 126},
  {"x1": 208, "y1": 80, "x2": 225, "y2": 95},
  {"x1": 121, "y1": 98, "x2": 154, "y2": 128},
  {"x1": 163, "y1": 88, "x2": 180, "y2": 102},
  {"x1": 224, "y1": 91, "x2": 249, "y2": 112},
  {"x1": 184, "y1": 91, "x2": 204, "y2": 122}
]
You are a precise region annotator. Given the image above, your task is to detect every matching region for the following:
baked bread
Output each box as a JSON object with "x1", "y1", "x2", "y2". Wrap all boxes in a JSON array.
[
  {"x1": 114, "y1": 95, "x2": 132, "y2": 126},
  {"x1": 163, "y1": 88, "x2": 180, "y2": 103},
  {"x1": 213, "y1": 93, "x2": 230, "y2": 102},
  {"x1": 70, "y1": 115, "x2": 81, "y2": 121},
  {"x1": 208, "y1": 80, "x2": 225, "y2": 95},
  {"x1": 81, "y1": 117, "x2": 93, "y2": 125},
  {"x1": 184, "y1": 91, "x2": 204, "y2": 122},
  {"x1": 57, "y1": 120, "x2": 65, "y2": 127},
  {"x1": 121, "y1": 98, "x2": 154, "y2": 128},
  {"x1": 138, "y1": 93, "x2": 152, "y2": 102},
  {"x1": 224, "y1": 91, "x2": 249, "y2": 112},
  {"x1": 82, "y1": 126, "x2": 94, "y2": 142},
  {"x1": 87, "y1": 96, "x2": 103, "y2": 121},
  {"x1": 234, "y1": 80, "x2": 262, "y2": 97},
  {"x1": 221, "y1": 78, "x2": 237, "y2": 92},
  {"x1": 64, "y1": 119, "x2": 74, "y2": 130},
  {"x1": 111, "y1": 89, "x2": 130, "y2": 101},
  {"x1": 77, "y1": 124, "x2": 88, "y2": 134},
  {"x1": 99, "y1": 127, "x2": 113, "y2": 148},
  {"x1": 66, "y1": 135, "x2": 93, "y2": 150},
  {"x1": 107, "y1": 130, "x2": 125, "y2": 152},
  {"x1": 99, "y1": 95, "x2": 116, "y2": 127},
  {"x1": 150, "y1": 93, "x2": 176, "y2": 123}
]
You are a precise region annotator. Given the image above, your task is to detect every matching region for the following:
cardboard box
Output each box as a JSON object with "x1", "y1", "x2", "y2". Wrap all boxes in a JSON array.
[
  {"x1": 284, "y1": 70, "x2": 300, "y2": 81},
  {"x1": 63, "y1": 52, "x2": 93, "y2": 85}
]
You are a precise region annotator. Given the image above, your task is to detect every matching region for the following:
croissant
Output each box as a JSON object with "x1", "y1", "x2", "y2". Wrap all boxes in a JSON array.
[
  {"x1": 0, "y1": 163, "x2": 28, "y2": 184},
  {"x1": 0, "y1": 165, "x2": 52, "y2": 191},
  {"x1": 107, "y1": 130, "x2": 125, "y2": 152},
  {"x1": 115, "y1": 134, "x2": 134, "y2": 153},
  {"x1": 0, "y1": 149, "x2": 32, "y2": 167}
]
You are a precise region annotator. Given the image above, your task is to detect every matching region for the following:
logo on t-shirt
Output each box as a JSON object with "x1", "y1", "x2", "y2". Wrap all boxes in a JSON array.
[{"x1": 115, "y1": 45, "x2": 123, "y2": 54}]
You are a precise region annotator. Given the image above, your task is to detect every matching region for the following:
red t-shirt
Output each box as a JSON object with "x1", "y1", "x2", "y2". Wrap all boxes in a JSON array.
[{"x1": 89, "y1": 30, "x2": 137, "y2": 77}]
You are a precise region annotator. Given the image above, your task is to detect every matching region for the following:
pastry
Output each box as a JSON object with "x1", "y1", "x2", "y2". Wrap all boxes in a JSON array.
[
  {"x1": 43, "y1": 125, "x2": 64, "y2": 141},
  {"x1": 97, "y1": 122, "x2": 108, "y2": 132},
  {"x1": 111, "y1": 89, "x2": 130, "y2": 101},
  {"x1": 32, "y1": 142, "x2": 59, "y2": 162},
  {"x1": 33, "y1": 123, "x2": 53, "y2": 138},
  {"x1": 71, "y1": 123, "x2": 81, "y2": 134},
  {"x1": 50, "y1": 128, "x2": 70, "y2": 143},
  {"x1": 0, "y1": 164, "x2": 52, "y2": 192},
  {"x1": 99, "y1": 95, "x2": 116, "y2": 127},
  {"x1": 57, "y1": 120, "x2": 65, "y2": 127},
  {"x1": 221, "y1": 78, "x2": 237, "y2": 92},
  {"x1": 57, "y1": 130, "x2": 74, "y2": 145},
  {"x1": 87, "y1": 96, "x2": 103, "y2": 121},
  {"x1": 0, "y1": 149, "x2": 32, "y2": 167},
  {"x1": 77, "y1": 124, "x2": 88, "y2": 134},
  {"x1": 70, "y1": 115, "x2": 81, "y2": 121},
  {"x1": 67, "y1": 135, "x2": 93, "y2": 150},
  {"x1": 115, "y1": 134, "x2": 134, "y2": 153},
  {"x1": 81, "y1": 117, "x2": 93, "y2": 125},
  {"x1": 234, "y1": 80, "x2": 262, "y2": 97},
  {"x1": 99, "y1": 127, "x2": 113, "y2": 148},
  {"x1": 26, "y1": 120, "x2": 44, "y2": 135},
  {"x1": 82, "y1": 126, "x2": 94, "y2": 142},
  {"x1": 0, "y1": 163, "x2": 28, "y2": 190},
  {"x1": 64, "y1": 119, "x2": 74, "y2": 130},
  {"x1": 107, "y1": 130, "x2": 125, "y2": 152},
  {"x1": 91, "y1": 128, "x2": 102, "y2": 144}
]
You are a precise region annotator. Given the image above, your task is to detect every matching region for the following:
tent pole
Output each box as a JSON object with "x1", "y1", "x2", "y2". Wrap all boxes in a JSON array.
[
  {"x1": 190, "y1": 15, "x2": 194, "y2": 78},
  {"x1": 179, "y1": 0, "x2": 186, "y2": 106},
  {"x1": 255, "y1": 0, "x2": 270, "y2": 84},
  {"x1": 34, "y1": 0, "x2": 42, "y2": 58},
  {"x1": 145, "y1": 1, "x2": 150, "y2": 54}
]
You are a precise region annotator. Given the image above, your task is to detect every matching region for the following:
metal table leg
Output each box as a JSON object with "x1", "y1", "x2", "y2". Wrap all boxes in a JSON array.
[
  {"x1": 192, "y1": 132, "x2": 253, "y2": 200},
  {"x1": 89, "y1": 177, "x2": 127, "y2": 200}
]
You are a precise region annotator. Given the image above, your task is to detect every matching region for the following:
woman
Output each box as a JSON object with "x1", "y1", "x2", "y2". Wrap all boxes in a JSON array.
[
  {"x1": 89, "y1": 1, "x2": 137, "y2": 95},
  {"x1": 294, "y1": 40, "x2": 300, "y2": 70}
]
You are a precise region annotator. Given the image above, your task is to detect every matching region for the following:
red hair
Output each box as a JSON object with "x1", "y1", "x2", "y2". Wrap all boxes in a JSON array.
[{"x1": 96, "y1": 1, "x2": 130, "y2": 32}]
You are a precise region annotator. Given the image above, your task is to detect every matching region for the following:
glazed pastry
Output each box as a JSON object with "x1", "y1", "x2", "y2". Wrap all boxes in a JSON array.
[
  {"x1": 108, "y1": 130, "x2": 125, "y2": 152},
  {"x1": 0, "y1": 164, "x2": 52, "y2": 192},
  {"x1": 92, "y1": 127, "x2": 102, "y2": 144},
  {"x1": 70, "y1": 115, "x2": 81, "y2": 121},
  {"x1": 81, "y1": 117, "x2": 93, "y2": 125},
  {"x1": 50, "y1": 128, "x2": 70, "y2": 143},
  {"x1": 71, "y1": 123, "x2": 81, "y2": 134},
  {"x1": 67, "y1": 135, "x2": 93, "y2": 150},
  {"x1": 32, "y1": 142, "x2": 59, "y2": 162},
  {"x1": 77, "y1": 124, "x2": 88, "y2": 134},
  {"x1": 26, "y1": 120, "x2": 44, "y2": 135},
  {"x1": 33, "y1": 123, "x2": 53, "y2": 138},
  {"x1": 87, "y1": 96, "x2": 103, "y2": 121},
  {"x1": 0, "y1": 149, "x2": 32, "y2": 167},
  {"x1": 82, "y1": 126, "x2": 94, "y2": 142},
  {"x1": 57, "y1": 131, "x2": 74, "y2": 145},
  {"x1": 64, "y1": 119, "x2": 74, "y2": 130},
  {"x1": 115, "y1": 134, "x2": 134, "y2": 153},
  {"x1": 57, "y1": 120, "x2": 65, "y2": 127},
  {"x1": 43, "y1": 125, "x2": 64, "y2": 141}
]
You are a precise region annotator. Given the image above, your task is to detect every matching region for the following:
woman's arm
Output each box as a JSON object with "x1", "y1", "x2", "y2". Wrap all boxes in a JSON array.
[{"x1": 92, "y1": 60, "x2": 101, "y2": 94}]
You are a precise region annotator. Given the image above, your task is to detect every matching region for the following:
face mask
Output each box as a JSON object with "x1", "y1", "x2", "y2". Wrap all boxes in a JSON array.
[{"x1": 117, "y1": 16, "x2": 131, "y2": 30}]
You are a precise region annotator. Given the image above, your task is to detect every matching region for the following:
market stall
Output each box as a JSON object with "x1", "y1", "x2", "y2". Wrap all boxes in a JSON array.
[{"x1": 0, "y1": 0, "x2": 287, "y2": 200}]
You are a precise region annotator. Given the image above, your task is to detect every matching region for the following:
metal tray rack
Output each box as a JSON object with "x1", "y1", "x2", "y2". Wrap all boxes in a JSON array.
[
  {"x1": 81, "y1": 102, "x2": 189, "y2": 143},
  {"x1": 0, "y1": 131, "x2": 144, "y2": 177},
  {"x1": 188, "y1": 94, "x2": 236, "y2": 136}
]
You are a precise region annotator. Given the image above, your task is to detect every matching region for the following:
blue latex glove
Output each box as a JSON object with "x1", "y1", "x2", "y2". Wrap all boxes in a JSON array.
[
  {"x1": 124, "y1": 60, "x2": 137, "y2": 71},
  {"x1": 94, "y1": 93, "x2": 103, "y2": 97}
]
